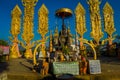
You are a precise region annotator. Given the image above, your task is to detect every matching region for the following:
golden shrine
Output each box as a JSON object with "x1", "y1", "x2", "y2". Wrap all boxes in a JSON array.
[
  {"x1": 53, "y1": 8, "x2": 73, "y2": 50},
  {"x1": 9, "y1": 0, "x2": 116, "y2": 60}
]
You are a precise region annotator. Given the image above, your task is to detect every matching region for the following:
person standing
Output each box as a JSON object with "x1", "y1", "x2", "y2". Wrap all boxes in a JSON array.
[
  {"x1": 50, "y1": 48, "x2": 55, "y2": 62},
  {"x1": 80, "y1": 57, "x2": 87, "y2": 75}
]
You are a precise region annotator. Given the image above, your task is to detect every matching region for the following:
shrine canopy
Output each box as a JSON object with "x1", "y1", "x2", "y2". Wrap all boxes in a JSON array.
[{"x1": 55, "y1": 8, "x2": 73, "y2": 19}]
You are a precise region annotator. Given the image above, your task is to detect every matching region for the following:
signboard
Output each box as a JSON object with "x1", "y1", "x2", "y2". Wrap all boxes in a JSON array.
[
  {"x1": 53, "y1": 62, "x2": 79, "y2": 75},
  {"x1": 0, "y1": 46, "x2": 9, "y2": 55},
  {"x1": 89, "y1": 60, "x2": 101, "y2": 74}
]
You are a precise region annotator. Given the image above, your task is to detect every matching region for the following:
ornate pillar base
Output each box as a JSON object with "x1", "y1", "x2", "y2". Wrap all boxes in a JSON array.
[
  {"x1": 10, "y1": 51, "x2": 21, "y2": 58},
  {"x1": 24, "y1": 49, "x2": 33, "y2": 59},
  {"x1": 10, "y1": 52, "x2": 19, "y2": 58},
  {"x1": 10, "y1": 43, "x2": 21, "y2": 59}
]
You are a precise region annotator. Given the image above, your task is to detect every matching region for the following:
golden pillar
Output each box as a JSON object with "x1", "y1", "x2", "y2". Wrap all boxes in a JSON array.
[
  {"x1": 87, "y1": 0, "x2": 103, "y2": 45},
  {"x1": 49, "y1": 30, "x2": 53, "y2": 52},
  {"x1": 38, "y1": 4, "x2": 49, "y2": 57},
  {"x1": 67, "y1": 26, "x2": 73, "y2": 45},
  {"x1": 75, "y1": 2, "x2": 87, "y2": 48},
  {"x1": 21, "y1": 0, "x2": 38, "y2": 58},
  {"x1": 10, "y1": 5, "x2": 22, "y2": 58},
  {"x1": 53, "y1": 26, "x2": 59, "y2": 45},
  {"x1": 103, "y1": 2, "x2": 116, "y2": 45}
]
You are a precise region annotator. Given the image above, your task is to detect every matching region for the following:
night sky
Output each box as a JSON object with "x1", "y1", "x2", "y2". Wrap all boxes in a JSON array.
[{"x1": 0, "y1": 0, "x2": 120, "y2": 43}]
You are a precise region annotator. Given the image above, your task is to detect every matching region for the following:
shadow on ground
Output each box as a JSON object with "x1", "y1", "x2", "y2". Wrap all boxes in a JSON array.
[
  {"x1": 19, "y1": 62, "x2": 33, "y2": 71},
  {"x1": 0, "y1": 62, "x2": 9, "y2": 73},
  {"x1": 39, "y1": 75, "x2": 56, "y2": 80}
]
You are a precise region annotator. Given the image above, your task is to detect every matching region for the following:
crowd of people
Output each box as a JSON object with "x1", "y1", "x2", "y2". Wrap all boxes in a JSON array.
[{"x1": 33, "y1": 48, "x2": 88, "y2": 75}]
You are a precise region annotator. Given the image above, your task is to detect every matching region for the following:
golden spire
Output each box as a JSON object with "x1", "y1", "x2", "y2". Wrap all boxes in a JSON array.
[
  {"x1": 103, "y1": 2, "x2": 116, "y2": 45},
  {"x1": 87, "y1": 0, "x2": 103, "y2": 45},
  {"x1": 75, "y1": 2, "x2": 87, "y2": 37},
  {"x1": 67, "y1": 22, "x2": 72, "y2": 37},
  {"x1": 103, "y1": 2, "x2": 115, "y2": 36},
  {"x1": 11, "y1": 5, "x2": 22, "y2": 37},
  {"x1": 53, "y1": 23, "x2": 59, "y2": 46},
  {"x1": 75, "y1": 2, "x2": 87, "y2": 47},
  {"x1": 67, "y1": 25, "x2": 73, "y2": 45},
  {"x1": 49, "y1": 30, "x2": 53, "y2": 52},
  {"x1": 54, "y1": 26, "x2": 59, "y2": 37},
  {"x1": 21, "y1": 0, "x2": 38, "y2": 58},
  {"x1": 75, "y1": 2, "x2": 85, "y2": 15},
  {"x1": 12, "y1": 5, "x2": 22, "y2": 17},
  {"x1": 10, "y1": 5, "x2": 22, "y2": 58},
  {"x1": 38, "y1": 4, "x2": 49, "y2": 39},
  {"x1": 103, "y1": 2, "x2": 113, "y2": 14}
]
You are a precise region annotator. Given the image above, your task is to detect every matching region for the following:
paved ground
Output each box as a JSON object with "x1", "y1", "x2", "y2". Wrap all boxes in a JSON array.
[
  {"x1": 0, "y1": 57, "x2": 120, "y2": 80},
  {"x1": 0, "y1": 58, "x2": 41, "y2": 80},
  {"x1": 89, "y1": 57, "x2": 120, "y2": 80},
  {"x1": 100, "y1": 57, "x2": 120, "y2": 74}
]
